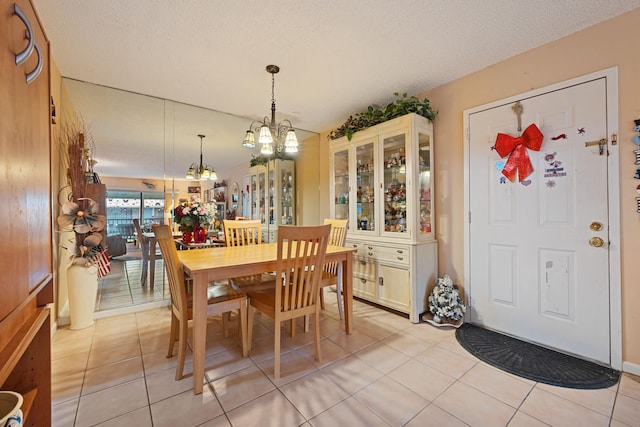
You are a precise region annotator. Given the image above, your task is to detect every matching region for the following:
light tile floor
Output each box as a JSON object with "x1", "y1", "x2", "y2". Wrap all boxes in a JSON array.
[
  {"x1": 96, "y1": 245, "x2": 169, "y2": 312},
  {"x1": 52, "y1": 291, "x2": 640, "y2": 427}
]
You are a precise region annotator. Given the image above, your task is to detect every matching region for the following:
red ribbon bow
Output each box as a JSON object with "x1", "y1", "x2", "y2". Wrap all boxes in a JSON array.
[{"x1": 494, "y1": 123, "x2": 543, "y2": 182}]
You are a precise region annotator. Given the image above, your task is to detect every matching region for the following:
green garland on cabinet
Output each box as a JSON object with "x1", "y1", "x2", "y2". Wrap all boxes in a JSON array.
[{"x1": 328, "y1": 92, "x2": 437, "y2": 141}]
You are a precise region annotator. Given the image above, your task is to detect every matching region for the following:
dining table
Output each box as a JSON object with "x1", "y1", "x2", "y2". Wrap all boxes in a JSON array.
[{"x1": 178, "y1": 242, "x2": 356, "y2": 394}]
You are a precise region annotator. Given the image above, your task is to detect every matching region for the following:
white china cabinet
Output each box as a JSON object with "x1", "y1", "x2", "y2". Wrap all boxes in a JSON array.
[
  {"x1": 249, "y1": 159, "x2": 295, "y2": 242},
  {"x1": 329, "y1": 113, "x2": 437, "y2": 322}
]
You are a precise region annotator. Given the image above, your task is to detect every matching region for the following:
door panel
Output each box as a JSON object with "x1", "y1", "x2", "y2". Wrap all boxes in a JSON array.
[{"x1": 468, "y1": 78, "x2": 610, "y2": 363}]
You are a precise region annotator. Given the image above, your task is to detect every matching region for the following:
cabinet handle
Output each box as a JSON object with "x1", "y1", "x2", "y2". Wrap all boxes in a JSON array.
[
  {"x1": 368, "y1": 252, "x2": 373, "y2": 256},
  {"x1": 360, "y1": 278, "x2": 366, "y2": 284},
  {"x1": 396, "y1": 249, "x2": 403, "y2": 254},
  {"x1": 26, "y1": 42, "x2": 43, "y2": 84},
  {"x1": 397, "y1": 256, "x2": 404, "y2": 261},
  {"x1": 14, "y1": 4, "x2": 34, "y2": 65},
  {"x1": 379, "y1": 277, "x2": 384, "y2": 286},
  {"x1": 360, "y1": 260, "x2": 366, "y2": 266},
  {"x1": 367, "y1": 246, "x2": 373, "y2": 250},
  {"x1": 352, "y1": 244, "x2": 358, "y2": 248},
  {"x1": 13, "y1": 4, "x2": 43, "y2": 84}
]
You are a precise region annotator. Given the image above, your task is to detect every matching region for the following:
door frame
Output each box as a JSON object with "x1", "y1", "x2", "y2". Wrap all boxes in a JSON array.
[{"x1": 463, "y1": 67, "x2": 621, "y2": 369}]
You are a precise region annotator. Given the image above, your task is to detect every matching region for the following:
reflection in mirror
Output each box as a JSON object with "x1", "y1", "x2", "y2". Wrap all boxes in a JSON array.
[
  {"x1": 60, "y1": 78, "x2": 320, "y2": 314},
  {"x1": 231, "y1": 182, "x2": 239, "y2": 211}
]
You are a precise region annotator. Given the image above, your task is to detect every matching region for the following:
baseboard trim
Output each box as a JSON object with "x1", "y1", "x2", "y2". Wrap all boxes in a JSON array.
[
  {"x1": 94, "y1": 300, "x2": 170, "y2": 319},
  {"x1": 622, "y1": 361, "x2": 640, "y2": 376}
]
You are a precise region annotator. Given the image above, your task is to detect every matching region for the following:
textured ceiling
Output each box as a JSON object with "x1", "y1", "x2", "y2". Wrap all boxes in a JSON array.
[{"x1": 32, "y1": 0, "x2": 640, "y2": 180}]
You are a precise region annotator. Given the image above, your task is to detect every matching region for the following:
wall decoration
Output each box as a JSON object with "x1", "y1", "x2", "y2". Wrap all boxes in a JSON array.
[
  {"x1": 543, "y1": 152, "x2": 567, "y2": 178},
  {"x1": 633, "y1": 119, "x2": 640, "y2": 146},
  {"x1": 551, "y1": 134, "x2": 567, "y2": 140},
  {"x1": 578, "y1": 127, "x2": 586, "y2": 135}
]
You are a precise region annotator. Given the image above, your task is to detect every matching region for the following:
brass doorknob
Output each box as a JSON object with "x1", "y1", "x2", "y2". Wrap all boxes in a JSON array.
[{"x1": 589, "y1": 237, "x2": 605, "y2": 247}]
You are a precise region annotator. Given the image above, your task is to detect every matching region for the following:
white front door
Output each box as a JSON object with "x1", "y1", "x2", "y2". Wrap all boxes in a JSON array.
[{"x1": 465, "y1": 73, "x2": 618, "y2": 364}]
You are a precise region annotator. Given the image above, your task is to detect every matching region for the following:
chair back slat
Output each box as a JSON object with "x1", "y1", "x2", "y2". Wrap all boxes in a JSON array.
[
  {"x1": 275, "y1": 225, "x2": 331, "y2": 314},
  {"x1": 323, "y1": 218, "x2": 348, "y2": 274},
  {"x1": 223, "y1": 220, "x2": 262, "y2": 247},
  {"x1": 153, "y1": 225, "x2": 188, "y2": 315}
]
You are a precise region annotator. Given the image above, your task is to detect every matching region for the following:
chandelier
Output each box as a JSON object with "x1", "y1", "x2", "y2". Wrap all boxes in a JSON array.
[
  {"x1": 242, "y1": 65, "x2": 299, "y2": 155},
  {"x1": 186, "y1": 134, "x2": 217, "y2": 181}
]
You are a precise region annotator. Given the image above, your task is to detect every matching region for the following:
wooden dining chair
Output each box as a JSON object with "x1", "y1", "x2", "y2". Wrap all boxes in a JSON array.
[
  {"x1": 246, "y1": 224, "x2": 331, "y2": 378},
  {"x1": 153, "y1": 225, "x2": 248, "y2": 380},
  {"x1": 223, "y1": 219, "x2": 262, "y2": 246},
  {"x1": 224, "y1": 219, "x2": 276, "y2": 293},
  {"x1": 319, "y1": 218, "x2": 348, "y2": 319}
]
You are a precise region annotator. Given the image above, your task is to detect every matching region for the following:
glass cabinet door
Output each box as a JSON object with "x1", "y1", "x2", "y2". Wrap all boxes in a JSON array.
[
  {"x1": 381, "y1": 132, "x2": 408, "y2": 234},
  {"x1": 355, "y1": 141, "x2": 375, "y2": 232},
  {"x1": 279, "y1": 164, "x2": 294, "y2": 225},
  {"x1": 250, "y1": 172, "x2": 258, "y2": 220},
  {"x1": 268, "y1": 167, "x2": 275, "y2": 225},
  {"x1": 333, "y1": 148, "x2": 349, "y2": 221},
  {"x1": 258, "y1": 169, "x2": 266, "y2": 225},
  {"x1": 417, "y1": 132, "x2": 432, "y2": 235}
]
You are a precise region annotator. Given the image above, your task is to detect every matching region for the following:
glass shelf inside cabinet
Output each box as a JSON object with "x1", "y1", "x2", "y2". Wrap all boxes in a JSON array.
[
  {"x1": 356, "y1": 143, "x2": 375, "y2": 231},
  {"x1": 333, "y1": 149, "x2": 349, "y2": 220},
  {"x1": 281, "y1": 169, "x2": 294, "y2": 225},
  {"x1": 383, "y1": 133, "x2": 407, "y2": 233},
  {"x1": 418, "y1": 132, "x2": 432, "y2": 234}
]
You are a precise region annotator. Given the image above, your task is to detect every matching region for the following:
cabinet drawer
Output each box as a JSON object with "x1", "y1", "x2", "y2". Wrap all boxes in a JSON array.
[
  {"x1": 347, "y1": 241, "x2": 376, "y2": 257},
  {"x1": 353, "y1": 277, "x2": 377, "y2": 301},
  {"x1": 353, "y1": 256, "x2": 377, "y2": 281},
  {"x1": 376, "y1": 246, "x2": 410, "y2": 266}
]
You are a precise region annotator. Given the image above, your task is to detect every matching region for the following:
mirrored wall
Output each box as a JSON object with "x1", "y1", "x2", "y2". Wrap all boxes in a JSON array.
[{"x1": 61, "y1": 78, "x2": 321, "y2": 313}]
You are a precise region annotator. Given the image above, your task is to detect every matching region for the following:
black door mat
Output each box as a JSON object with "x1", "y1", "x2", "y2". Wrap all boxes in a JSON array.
[{"x1": 455, "y1": 323, "x2": 620, "y2": 389}]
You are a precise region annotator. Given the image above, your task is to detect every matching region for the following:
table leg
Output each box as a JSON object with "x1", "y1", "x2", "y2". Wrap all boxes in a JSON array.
[
  {"x1": 140, "y1": 239, "x2": 149, "y2": 286},
  {"x1": 149, "y1": 238, "x2": 156, "y2": 289},
  {"x1": 192, "y1": 271, "x2": 208, "y2": 394},
  {"x1": 343, "y1": 252, "x2": 353, "y2": 334}
]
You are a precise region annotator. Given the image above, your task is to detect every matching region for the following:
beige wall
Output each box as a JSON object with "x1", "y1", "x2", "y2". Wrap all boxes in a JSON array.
[{"x1": 321, "y1": 8, "x2": 640, "y2": 366}]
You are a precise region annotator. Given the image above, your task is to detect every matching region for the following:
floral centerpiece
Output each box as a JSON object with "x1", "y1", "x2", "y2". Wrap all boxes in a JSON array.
[
  {"x1": 426, "y1": 275, "x2": 466, "y2": 325},
  {"x1": 173, "y1": 198, "x2": 216, "y2": 243},
  {"x1": 173, "y1": 198, "x2": 216, "y2": 230}
]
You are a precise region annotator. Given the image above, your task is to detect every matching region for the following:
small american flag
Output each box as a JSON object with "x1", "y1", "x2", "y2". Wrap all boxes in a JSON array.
[{"x1": 97, "y1": 248, "x2": 111, "y2": 278}]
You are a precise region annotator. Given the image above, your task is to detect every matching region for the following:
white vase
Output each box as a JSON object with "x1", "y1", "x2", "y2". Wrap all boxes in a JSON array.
[{"x1": 67, "y1": 264, "x2": 98, "y2": 330}]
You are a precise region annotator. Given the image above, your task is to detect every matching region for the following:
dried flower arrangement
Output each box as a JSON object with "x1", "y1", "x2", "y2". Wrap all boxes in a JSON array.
[{"x1": 56, "y1": 117, "x2": 107, "y2": 267}]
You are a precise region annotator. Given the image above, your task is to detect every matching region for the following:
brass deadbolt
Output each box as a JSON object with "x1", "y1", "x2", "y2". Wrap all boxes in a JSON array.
[{"x1": 589, "y1": 222, "x2": 603, "y2": 231}]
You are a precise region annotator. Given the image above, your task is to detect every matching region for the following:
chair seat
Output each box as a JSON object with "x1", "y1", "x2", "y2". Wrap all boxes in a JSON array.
[{"x1": 229, "y1": 273, "x2": 276, "y2": 293}]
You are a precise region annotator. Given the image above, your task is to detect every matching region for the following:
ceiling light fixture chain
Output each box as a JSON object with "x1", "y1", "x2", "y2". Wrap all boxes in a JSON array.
[
  {"x1": 242, "y1": 64, "x2": 299, "y2": 155},
  {"x1": 186, "y1": 134, "x2": 217, "y2": 181}
]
